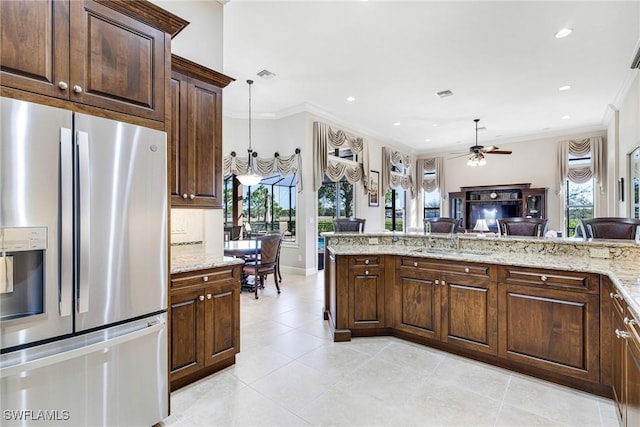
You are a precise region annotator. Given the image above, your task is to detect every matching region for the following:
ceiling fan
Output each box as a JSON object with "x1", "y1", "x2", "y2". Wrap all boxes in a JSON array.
[{"x1": 449, "y1": 119, "x2": 512, "y2": 166}]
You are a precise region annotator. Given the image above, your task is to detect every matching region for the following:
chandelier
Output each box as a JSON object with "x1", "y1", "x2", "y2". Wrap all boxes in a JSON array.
[{"x1": 235, "y1": 79, "x2": 262, "y2": 186}]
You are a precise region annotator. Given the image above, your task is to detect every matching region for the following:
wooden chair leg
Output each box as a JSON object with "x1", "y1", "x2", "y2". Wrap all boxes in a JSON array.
[{"x1": 274, "y1": 271, "x2": 280, "y2": 294}]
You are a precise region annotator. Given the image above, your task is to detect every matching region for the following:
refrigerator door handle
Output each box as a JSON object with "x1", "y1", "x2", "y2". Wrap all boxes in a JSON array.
[
  {"x1": 77, "y1": 131, "x2": 90, "y2": 313},
  {"x1": 0, "y1": 320, "x2": 165, "y2": 378},
  {"x1": 59, "y1": 128, "x2": 73, "y2": 317}
]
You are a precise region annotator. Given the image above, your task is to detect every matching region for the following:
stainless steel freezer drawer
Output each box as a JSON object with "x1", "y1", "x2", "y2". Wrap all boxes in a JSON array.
[{"x1": 0, "y1": 314, "x2": 168, "y2": 427}]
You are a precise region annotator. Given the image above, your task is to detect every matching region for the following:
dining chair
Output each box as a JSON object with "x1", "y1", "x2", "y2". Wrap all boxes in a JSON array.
[
  {"x1": 333, "y1": 218, "x2": 366, "y2": 232},
  {"x1": 242, "y1": 233, "x2": 282, "y2": 299},
  {"x1": 424, "y1": 217, "x2": 459, "y2": 234},
  {"x1": 577, "y1": 217, "x2": 640, "y2": 240},
  {"x1": 266, "y1": 230, "x2": 284, "y2": 282},
  {"x1": 497, "y1": 217, "x2": 549, "y2": 237}
]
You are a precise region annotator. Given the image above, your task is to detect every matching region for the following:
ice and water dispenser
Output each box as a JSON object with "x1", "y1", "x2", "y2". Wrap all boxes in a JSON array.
[{"x1": 0, "y1": 227, "x2": 47, "y2": 322}]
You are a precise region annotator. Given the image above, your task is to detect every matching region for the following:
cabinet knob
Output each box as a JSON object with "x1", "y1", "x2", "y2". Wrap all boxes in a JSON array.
[
  {"x1": 58, "y1": 81, "x2": 68, "y2": 90},
  {"x1": 182, "y1": 193, "x2": 188, "y2": 199},
  {"x1": 203, "y1": 276, "x2": 208, "y2": 282},
  {"x1": 413, "y1": 262, "x2": 418, "y2": 267},
  {"x1": 365, "y1": 259, "x2": 369, "y2": 265},
  {"x1": 435, "y1": 279, "x2": 440, "y2": 285},
  {"x1": 610, "y1": 292, "x2": 622, "y2": 300},
  {"x1": 198, "y1": 295, "x2": 205, "y2": 301},
  {"x1": 189, "y1": 194, "x2": 195, "y2": 199},
  {"x1": 624, "y1": 317, "x2": 636, "y2": 326},
  {"x1": 464, "y1": 267, "x2": 470, "y2": 273},
  {"x1": 540, "y1": 275, "x2": 548, "y2": 282},
  {"x1": 615, "y1": 329, "x2": 631, "y2": 339},
  {"x1": 207, "y1": 293, "x2": 212, "y2": 299},
  {"x1": 365, "y1": 270, "x2": 369, "y2": 276},
  {"x1": 73, "y1": 85, "x2": 83, "y2": 94},
  {"x1": 441, "y1": 280, "x2": 446, "y2": 286}
]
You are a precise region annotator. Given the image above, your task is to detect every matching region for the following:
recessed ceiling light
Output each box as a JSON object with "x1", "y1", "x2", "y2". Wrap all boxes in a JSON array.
[
  {"x1": 561, "y1": 115, "x2": 571, "y2": 120},
  {"x1": 393, "y1": 122, "x2": 401, "y2": 126},
  {"x1": 425, "y1": 138, "x2": 431, "y2": 142},
  {"x1": 432, "y1": 123, "x2": 438, "y2": 127},
  {"x1": 346, "y1": 96, "x2": 355, "y2": 102},
  {"x1": 559, "y1": 85, "x2": 572, "y2": 91},
  {"x1": 555, "y1": 28, "x2": 573, "y2": 38}
]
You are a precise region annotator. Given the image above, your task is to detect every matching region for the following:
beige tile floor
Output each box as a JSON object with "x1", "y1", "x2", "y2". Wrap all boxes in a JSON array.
[{"x1": 161, "y1": 271, "x2": 618, "y2": 427}]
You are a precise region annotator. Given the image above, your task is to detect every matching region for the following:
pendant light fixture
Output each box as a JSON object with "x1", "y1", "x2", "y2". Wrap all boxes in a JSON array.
[{"x1": 235, "y1": 79, "x2": 262, "y2": 186}]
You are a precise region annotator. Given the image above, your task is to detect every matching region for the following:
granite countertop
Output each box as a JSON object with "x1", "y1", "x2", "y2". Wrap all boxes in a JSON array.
[
  {"x1": 325, "y1": 242, "x2": 640, "y2": 319},
  {"x1": 170, "y1": 244, "x2": 243, "y2": 274}
]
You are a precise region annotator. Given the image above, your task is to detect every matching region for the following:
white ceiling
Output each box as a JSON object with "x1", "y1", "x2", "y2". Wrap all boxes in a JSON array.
[{"x1": 221, "y1": 1, "x2": 640, "y2": 155}]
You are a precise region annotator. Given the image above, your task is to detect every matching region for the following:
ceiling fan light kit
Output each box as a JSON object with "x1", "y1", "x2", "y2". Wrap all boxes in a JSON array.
[{"x1": 463, "y1": 119, "x2": 512, "y2": 167}]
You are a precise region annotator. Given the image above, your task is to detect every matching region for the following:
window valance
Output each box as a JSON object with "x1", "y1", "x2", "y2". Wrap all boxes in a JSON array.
[
  {"x1": 557, "y1": 136, "x2": 605, "y2": 194},
  {"x1": 223, "y1": 149, "x2": 303, "y2": 193},
  {"x1": 416, "y1": 157, "x2": 445, "y2": 198},
  {"x1": 381, "y1": 146, "x2": 416, "y2": 198},
  {"x1": 313, "y1": 121, "x2": 369, "y2": 194}
]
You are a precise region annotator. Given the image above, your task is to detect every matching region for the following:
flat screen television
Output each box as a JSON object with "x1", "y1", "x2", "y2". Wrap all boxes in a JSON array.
[{"x1": 470, "y1": 203, "x2": 521, "y2": 232}]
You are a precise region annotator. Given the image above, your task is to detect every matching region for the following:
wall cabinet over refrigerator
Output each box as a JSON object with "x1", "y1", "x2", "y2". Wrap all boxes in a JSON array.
[
  {"x1": 0, "y1": 0, "x2": 187, "y2": 123},
  {"x1": 170, "y1": 55, "x2": 234, "y2": 208}
]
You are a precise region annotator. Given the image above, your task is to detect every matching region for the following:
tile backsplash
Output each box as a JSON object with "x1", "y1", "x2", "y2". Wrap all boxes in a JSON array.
[{"x1": 171, "y1": 209, "x2": 224, "y2": 257}]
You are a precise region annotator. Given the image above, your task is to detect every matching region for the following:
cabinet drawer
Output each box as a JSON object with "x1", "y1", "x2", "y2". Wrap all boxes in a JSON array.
[
  {"x1": 171, "y1": 266, "x2": 240, "y2": 289},
  {"x1": 498, "y1": 266, "x2": 598, "y2": 293},
  {"x1": 399, "y1": 257, "x2": 490, "y2": 277},
  {"x1": 350, "y1": 255, "x2": 381, "y2": 267}
]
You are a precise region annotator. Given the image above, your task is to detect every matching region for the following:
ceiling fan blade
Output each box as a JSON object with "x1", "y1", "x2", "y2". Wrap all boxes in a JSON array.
[
  {"x1": 447, "y1": 153, "x2": 471, "y2": 160},
  {"x1": 486, "y1": 150, "x2": 512, "y2": 155},
  {"x1": 481, "y1": 145, "x2": 499, "y2": 152}
]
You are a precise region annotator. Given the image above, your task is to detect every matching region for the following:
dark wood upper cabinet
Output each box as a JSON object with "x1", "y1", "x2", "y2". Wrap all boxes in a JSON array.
[
  {"x1": 170, "y1": 55, "x2": 234, "y2": 208},
  {"x1": 0, "y1": 0, "x2": 188, "y2": 122}
]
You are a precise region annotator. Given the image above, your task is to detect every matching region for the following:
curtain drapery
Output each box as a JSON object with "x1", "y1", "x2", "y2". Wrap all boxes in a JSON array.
[
  {"x1": 313, "y1": 121, "x2": 369, "y2": 194},
  {"x1": 223, "y1": 149, "x2": 303, "y2": 192},
  {"x1": 416, "y1": 157, "x2": 445, "y2": 200},
  {"x1": 556, "y1": 136, "x2": 605, "y2": 194},
  {"x1": 381, "y1": 146, "x2": 416, "y2": 198}
]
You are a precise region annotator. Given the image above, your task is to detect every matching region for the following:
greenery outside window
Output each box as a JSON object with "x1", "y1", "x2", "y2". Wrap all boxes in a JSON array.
[{"x1": 318, "y1": 148, "x2": 356, "y2": 233}]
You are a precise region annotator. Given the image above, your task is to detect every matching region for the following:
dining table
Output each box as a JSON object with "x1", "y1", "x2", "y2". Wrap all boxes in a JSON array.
[{"x1": 223, "y1": 239, "x2": 261, "y2": 258}]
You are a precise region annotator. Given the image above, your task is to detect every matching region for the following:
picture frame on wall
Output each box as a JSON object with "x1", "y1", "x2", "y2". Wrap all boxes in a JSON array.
[{"x1": 369, "y1": 170, "x2": 380, "y2": 207}]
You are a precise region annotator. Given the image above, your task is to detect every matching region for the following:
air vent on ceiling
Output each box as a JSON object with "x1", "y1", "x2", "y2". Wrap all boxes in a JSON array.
[
  {"x1": 257, "y1": 69, "x2": 276, "y2": 79},
  {"x1": 436, "y1": 89, "x2": 453, "y2": 98},
  {"x1": 631, "y1": 46, "x2": 640, "y2": 69}
]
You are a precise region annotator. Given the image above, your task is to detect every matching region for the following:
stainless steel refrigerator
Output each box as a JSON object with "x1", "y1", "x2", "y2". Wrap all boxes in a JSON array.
[{"x1": 0, "y1": 97, "x2": 168, "y2": 426}]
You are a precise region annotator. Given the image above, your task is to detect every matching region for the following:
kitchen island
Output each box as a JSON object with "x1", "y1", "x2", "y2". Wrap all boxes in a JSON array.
[{"x1": 323, "y1": 231, "x2": 640, "y2": 420}]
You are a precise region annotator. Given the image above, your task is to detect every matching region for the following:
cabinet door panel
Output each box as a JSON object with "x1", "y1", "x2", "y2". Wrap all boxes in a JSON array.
[
  {"x1": 0, "y1": 0, "x2": 69, "y2": 98},
  {"x1": 170, "y1": 289, "x2": 204, "y2": 380},
  {"x1": 627, "y1": 335, "x2": 640, "y2": 427},
  {"x1": 169, "y1": 73, "x2": 188, "y2": 201},
  {"x1": 395, "y1": 274, "x2": 439, "y2": 340},
  {"x1": 443, "y1": 276, "x2": 497, "y2": 355},
  {"x1": 204, "y1": 283, "x2": 240, "y2": 366},
  {"x1": 188, "y1": 80, "x2": 222, "y2": 207},
  {"x1": 499, "y1": 284, "x2": 599, "y2": 381},
  {"x1": 70, "y1": 0, "x2": 165, "y2": 120},
  {"x1": 349, "y1": 268, "x2": 384, "y2": 329}
]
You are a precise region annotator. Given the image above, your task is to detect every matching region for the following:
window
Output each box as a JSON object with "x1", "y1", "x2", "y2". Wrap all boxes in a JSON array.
[
  {"x1": 225, "y1": 174, "x2": 297, "y2": 240},
  {"x1": 384, "y1": 187, "x2": 405, "y2": 231},
  {"x1": 385, "y1": 163, "x2": 406, "y2": 231},
  {"x1": 318, "y1": 148, "x2": 356, "y2": 233},
  {"x1": 423, "y1": 171, "x2": 440, "y2": 219},
  {"x1": 565, "y1": 153, "x2": 594, "y2": 237}
]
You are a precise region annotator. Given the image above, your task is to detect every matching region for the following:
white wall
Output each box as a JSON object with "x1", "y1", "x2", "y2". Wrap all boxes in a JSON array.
[
  {"x1": 150, "y1": 0, "x2": 224, "y2": 70},
  {"x1": 612, "y1": 72, "x2": 640, "y2": 217}
]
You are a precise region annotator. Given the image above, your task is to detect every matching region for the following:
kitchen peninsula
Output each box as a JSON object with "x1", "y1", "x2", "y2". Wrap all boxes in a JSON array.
[{"x1": 323, "y1": 231, "x2": 640, "y2": 416}]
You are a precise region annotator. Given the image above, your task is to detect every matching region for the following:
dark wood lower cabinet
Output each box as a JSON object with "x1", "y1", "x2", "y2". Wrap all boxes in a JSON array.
[
  {"x1": 394, "y1": 257, "x2": 497, "y2": 355},
  {"x1": 169, "y1": 264, "x2": 241, "y2": 390}
]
